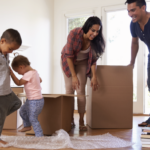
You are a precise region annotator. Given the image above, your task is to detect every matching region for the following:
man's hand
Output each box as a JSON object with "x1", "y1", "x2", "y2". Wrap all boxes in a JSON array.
[{"x1": 128, "y1": 63, "x2": 134, "y2": 68}]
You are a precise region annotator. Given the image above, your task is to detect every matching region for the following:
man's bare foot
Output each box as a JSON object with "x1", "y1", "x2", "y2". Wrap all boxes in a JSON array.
[
  {"x1": 0, "y1": 140, "x2": 7, "y2": 145},
  {"x1": 18, "y1": 126, "x2": 31, "y2": 132},
  {"x1": 138, "y1": 122, "x2": 148, "y2": 127}
]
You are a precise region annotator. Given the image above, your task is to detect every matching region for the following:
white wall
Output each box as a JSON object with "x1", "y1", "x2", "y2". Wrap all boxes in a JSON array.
[
  {"x1": 0, "y1": 0, "x2": 54, "y2": 93},
  {"x1": 53, "y1": 0, "x2": 128, "y2": 94}
]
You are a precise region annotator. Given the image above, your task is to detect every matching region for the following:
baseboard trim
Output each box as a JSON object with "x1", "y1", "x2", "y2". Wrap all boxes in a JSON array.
[
  {"x1": 133, "y1": 114, "x2": 150, "y2": 116},
  {"x1": 74, "y1": 111, "x2": 150, "y2": 116}
]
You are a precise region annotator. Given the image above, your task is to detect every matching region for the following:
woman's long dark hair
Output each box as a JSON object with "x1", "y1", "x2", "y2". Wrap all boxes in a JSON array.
[{"x1": 82, "y1": 16, "x2": 105, "y2": 58}]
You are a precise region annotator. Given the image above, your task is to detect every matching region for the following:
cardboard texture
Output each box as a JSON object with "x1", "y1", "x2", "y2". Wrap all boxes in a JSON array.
[
  {"x1": 86, "y1": 66, "x2": 133, "y2": 129},
  {"x1": 25, "y1": 94, "x2": 75, "y2": 135},
  {"x1": 3, "y1": 87, "x2": 24, "y2": 129}
]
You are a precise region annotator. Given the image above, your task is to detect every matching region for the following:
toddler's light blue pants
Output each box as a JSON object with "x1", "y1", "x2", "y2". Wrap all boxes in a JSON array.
[{"x1": 19, "y1": 98, "x2": 44, "y2": 137}]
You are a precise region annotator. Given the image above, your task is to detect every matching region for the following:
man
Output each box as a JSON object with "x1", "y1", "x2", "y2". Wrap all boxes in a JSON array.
[{"x1": 125, "y1": 0, "x2": 150, "y2": 126}]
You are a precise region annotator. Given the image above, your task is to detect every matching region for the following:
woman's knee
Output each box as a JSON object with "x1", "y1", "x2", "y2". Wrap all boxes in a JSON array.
[{"x1": 66, "y1": 89, "x2": 74, "y2": 94}]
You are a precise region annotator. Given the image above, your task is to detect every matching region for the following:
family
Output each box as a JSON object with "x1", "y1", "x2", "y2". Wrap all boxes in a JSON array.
[{"x1": 0, "y1": 0, "x2": 149, "y2": 145}]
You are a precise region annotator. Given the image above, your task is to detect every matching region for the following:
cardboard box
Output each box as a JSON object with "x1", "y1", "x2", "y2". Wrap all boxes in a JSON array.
[
  {"x1": 86, "y1": 66, "x2": 133, "y2": 129},
  {"x1": 3, "y1": 87, "x2": 24, "y2": 129},
  {"x1": 24, "y1": 94, "x2": 75, "y2": 135}
]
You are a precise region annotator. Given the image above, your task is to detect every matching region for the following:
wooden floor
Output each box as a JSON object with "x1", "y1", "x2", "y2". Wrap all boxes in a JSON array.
[{"x1": 1, "y1": 114, "x2": 150, "y2": 150}]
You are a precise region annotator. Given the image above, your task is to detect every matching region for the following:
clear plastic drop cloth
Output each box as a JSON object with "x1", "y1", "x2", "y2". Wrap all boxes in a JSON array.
[{"x1": 0, "y1": 129, "x2": 133, "y2": 149}]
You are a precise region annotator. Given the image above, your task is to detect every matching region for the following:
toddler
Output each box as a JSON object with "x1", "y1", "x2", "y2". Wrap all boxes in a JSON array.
[{"x1": 10, "y1": 55, "x2": 44, "y2": 137}]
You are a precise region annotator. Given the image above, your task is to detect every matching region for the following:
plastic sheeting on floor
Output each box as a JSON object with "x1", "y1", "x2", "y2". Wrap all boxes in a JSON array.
[{"x1": 0, "y1": 129, "x2": 133, "y2": 149}]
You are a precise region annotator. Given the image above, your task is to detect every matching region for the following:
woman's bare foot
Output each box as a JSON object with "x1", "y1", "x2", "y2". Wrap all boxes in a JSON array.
[
  {"x1": 79, "y1": 120, "x2": 87, "y2": 131},
  {"x1": 0, "y1": 140, "x2": 7, "y2": 145},
  {"x1": 18, "y1": 126, "x2": 31, "y2": 132},
  {"x1": 79, "y1": 113, "x2": 87, "y2": 131}
]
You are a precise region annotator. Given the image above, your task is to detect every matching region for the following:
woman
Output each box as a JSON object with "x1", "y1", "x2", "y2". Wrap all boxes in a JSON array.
[{"x1": 61, "y1": 16, "x2": 105, "y2": 131}]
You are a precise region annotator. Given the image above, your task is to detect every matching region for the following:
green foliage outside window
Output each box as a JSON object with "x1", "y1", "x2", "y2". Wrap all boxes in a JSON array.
[{"x1": 68, "y1": 17, "x2": 89, "y2": 33}]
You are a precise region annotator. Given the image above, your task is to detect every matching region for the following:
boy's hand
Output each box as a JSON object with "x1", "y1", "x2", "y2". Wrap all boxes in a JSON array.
[{"x1": 9, "y1": 66, "x2": 13, "y2": 75}]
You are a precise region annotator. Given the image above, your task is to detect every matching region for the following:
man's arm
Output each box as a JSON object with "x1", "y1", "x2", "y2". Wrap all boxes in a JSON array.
[{"x1": 130, "y1": 37, "x2": 139, "y2": 66}]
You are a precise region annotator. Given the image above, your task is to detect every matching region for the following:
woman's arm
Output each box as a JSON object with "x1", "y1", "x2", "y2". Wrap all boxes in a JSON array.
[
  {"x1": 67, "y1": 57, "x2": 80, "y2": 90},
  {"x1": 91, "y1": 64, "x2": 99, "y2": 91},
  {"x1": 10, "y1": 67, "x2": 27, "y2": 86}
]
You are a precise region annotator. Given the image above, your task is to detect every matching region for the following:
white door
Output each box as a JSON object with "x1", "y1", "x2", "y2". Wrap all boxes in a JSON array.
[{"x1": 102, "y1": 5, "x2": 145, "y2": 114}]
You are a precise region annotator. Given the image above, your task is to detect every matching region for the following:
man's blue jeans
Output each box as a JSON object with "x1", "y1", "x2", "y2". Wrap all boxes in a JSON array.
[{"x1": 145, "y1": 54, "x2": 150, "y2": 124}]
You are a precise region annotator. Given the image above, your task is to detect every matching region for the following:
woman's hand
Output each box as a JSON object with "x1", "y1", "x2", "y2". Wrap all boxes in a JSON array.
[
  {"x1": 72, "y1": 76, "x2": 80, "y2": 90},
  {"x1": 91, "y1": 76, "x2": 99, "y2": 91}
]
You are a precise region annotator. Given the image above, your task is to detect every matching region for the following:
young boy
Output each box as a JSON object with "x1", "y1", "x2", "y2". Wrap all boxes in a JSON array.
[{"x1": 0, "y1": 29, "x2": 22, "y2": 145}]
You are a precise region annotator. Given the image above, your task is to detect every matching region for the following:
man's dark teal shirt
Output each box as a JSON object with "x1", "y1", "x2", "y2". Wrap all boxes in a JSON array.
[{"x1": 130, "y1": 19, "x2": 150, "y2": 52}]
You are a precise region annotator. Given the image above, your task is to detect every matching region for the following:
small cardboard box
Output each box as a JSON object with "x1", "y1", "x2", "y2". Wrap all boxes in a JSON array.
[
  {"x1": 25, "y1": 94, "x2": 76, "y2": 135},
  {"x1": 3, "y1": 87, "x2": 24, "y2": 129},
  {"x1": 86, "y1": 66, "x2": 133, "y2": 129}
]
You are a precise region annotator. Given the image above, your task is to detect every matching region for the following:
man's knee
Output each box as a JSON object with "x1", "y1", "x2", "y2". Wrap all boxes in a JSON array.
[{"x1": 147, "y1": 80, "x2": 150, "y2": 92}]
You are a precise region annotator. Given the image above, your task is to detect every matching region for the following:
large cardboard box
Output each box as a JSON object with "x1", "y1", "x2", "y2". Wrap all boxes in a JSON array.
[
  {"x1": 24, "y1": 94, "x2": 75, "y2": 135},
  {"x1": 3, "y1": 87, "x2": 24, "y2": 129},
  {"x1": 86, "y1": 66, "x2": 133, "y2": 129}
]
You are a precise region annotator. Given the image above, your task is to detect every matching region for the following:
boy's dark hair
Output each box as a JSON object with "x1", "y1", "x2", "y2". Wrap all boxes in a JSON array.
[
  {"x1": 1, "y1": 29, "x2": 22, "y2": 45},
  {"x1": 11, "y1": 55, "x2": 30, "y2": 69},
  {"x1": 82, "y1": 16, "x2": 105, "y2": 58},
  {"x1": 125, "y1": 0, "x2": 146, "y2": 8}
]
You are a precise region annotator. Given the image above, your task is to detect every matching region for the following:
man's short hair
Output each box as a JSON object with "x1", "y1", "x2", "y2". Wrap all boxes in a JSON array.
[{"x1": 125, "y1": 0, "x2": 146, "y2": 8}]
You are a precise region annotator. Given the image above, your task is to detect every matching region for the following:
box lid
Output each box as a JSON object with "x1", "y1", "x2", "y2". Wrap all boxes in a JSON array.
[{"x1": 17, "y1": 93, "x2": 86, "y2": 98}]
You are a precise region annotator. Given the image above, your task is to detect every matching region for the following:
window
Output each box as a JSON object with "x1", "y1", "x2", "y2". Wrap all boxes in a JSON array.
[
  {"x1": 67, "y1": 17, "x2": 89, "y2": 33},
  {"x1": 105, "y1": 9, "x2": 137, "y2": 102}
]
